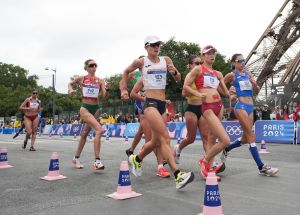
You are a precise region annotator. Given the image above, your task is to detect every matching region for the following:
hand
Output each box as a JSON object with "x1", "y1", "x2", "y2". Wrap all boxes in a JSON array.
[
  {"x1": 167, "y1": 64, "x2": 176, "y2": 75},
  {"x1": 120, "y1": 89, "x2": 129, "y2": 101},
  {"x1": 68, "y1": 89, "x2": 76, "y2": 96},
  {"x1": 197, "y1": 92, "x2": 207, "y2": 101},
  {"x1": 166, "y1": 99, "x2": 172, "y2": 104}
]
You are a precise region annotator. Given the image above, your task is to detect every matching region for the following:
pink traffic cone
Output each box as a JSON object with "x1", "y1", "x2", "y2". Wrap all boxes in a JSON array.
[
  {"x1": 259, "y1": 140, "x2": 270, "y2": 154},
  {"x1": 40, "y1": 152, "x2": 67, "y2": 181},
  {"x1": 199, "y1": 172, "x2": 224, "y2": 215},
  {"x1": 105, "y1": 133, "x2": 110, "y2": 143},
  {"x1": 177, "y1": 137, "x2": 181, "y2": 144},
  {"x1": 107, "y1": 161, "x2": 142, "y2": 200},
  {"x1": 124, "y1": 136, "x2": 128, "y2": 143},
  {"x1": 0, "y1": 147, "x2": 13, "y2": 169}
]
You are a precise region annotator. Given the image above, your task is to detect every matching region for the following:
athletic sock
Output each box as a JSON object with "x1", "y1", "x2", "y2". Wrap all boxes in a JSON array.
[
  {"x1": 225, "y1": 138, "x2": 242, "y2": 152},
  {"x1": 249, "y1": 143, "x2": 264, "y2": 170},
  {"x1": 75, "y1": 155, "x2": 80, "y2": 159},
  {"x1": 135, "y1": 155, "x2": 142, "y2": 163},
  {"x1": 174, "y1": 169, "x2": 180, "y2": 178},
  {"x1": 157, "y1": 164, "x2": 163, "y2": 170}
]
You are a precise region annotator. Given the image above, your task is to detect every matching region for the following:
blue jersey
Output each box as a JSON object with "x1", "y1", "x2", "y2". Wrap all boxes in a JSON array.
[{"x1": 232, "y1": 70, "x2": 253, "y2": 97}]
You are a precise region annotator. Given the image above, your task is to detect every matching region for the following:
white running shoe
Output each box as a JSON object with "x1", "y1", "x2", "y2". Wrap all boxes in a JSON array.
[
  {"x1": 175, "y1": 171, "x2": 194, "y2": 190},
  {"x1": 92, "y1": 159, "x2": 105, "y2": 170},
  {"x1": 72, "y1": 157, "x2": 84, "y2": 169},
  {"x1": 220, "y1": 149, "x2": 228, "y2": 163},
  {"x1": 259, "y1": 164, "x2": 278, "y2": 176}
]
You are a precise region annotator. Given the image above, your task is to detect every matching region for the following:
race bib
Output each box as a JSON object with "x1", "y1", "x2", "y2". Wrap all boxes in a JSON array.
[
  {"x1": 29, "y1": 101, "x2": 39, "y2": 109},
  {"x1": 146, "y1": 70, "x2": 167, "y2": 88},
  {"x1": 82, "y1": 84, "x2": 100, "y2": 98},
  {"x1": 203, "y1": 75, "x2": 219, "y2": 88},
  {"x1": 239, "y1": 80, "x2": 252, "y2": 91}
]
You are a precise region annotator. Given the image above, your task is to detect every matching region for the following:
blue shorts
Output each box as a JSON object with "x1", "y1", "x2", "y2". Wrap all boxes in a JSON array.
[
  {"x1": 234, "y1": 101, "x2": 253, "y2": 115},
  {"x1": 134, "y1": 101, "x2": 144, "y2": 115}
]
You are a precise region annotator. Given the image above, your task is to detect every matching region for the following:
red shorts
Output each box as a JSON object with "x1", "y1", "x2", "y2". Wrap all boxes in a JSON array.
[
  {"x1": 202, "y1": 101, "x2": 223, "y2": 116},
  {"x1": 25, "y1": 115, "x2": 38, "y2": 121}
]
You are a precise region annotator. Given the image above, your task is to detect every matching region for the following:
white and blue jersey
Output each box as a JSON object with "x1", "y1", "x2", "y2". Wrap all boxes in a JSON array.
[{"x1": 232, "y1": 70, "x2": 253, "y2": 97}]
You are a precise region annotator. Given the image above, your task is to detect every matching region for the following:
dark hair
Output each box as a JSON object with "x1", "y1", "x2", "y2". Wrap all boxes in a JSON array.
[
  {"x1": 230, "y1": 53, "x2": 242, "y2": 70},
  {"x1": 188, "y1": 55, "x2": 198, "y2": 64},
  {"x1": 84, "y1": 59, "x2": 95, "y2": 70},
  {"x1": 31, "y1": 88, "x2": 37, "y2": 93},
  {"x1": 138, "y1": 55, "x2": 145, "y2": 59}
]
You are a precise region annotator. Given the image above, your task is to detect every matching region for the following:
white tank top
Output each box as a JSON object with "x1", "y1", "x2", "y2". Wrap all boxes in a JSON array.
[{"x1": 142, "y1": 57, "x2": 167, "y2": 90}]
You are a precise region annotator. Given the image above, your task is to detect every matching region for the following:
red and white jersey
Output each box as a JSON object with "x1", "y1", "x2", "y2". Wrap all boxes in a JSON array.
[
  {"x1": 195, "y1": 65, "x2": 220, "y2": 90},
  {"x1": 81, "y1": 75, "x2": 101, "y2": 99}
]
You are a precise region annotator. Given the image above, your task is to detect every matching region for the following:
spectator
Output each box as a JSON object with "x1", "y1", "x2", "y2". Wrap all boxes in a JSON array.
[{"x1": 261, "y1": 104, "x2": 271, "y2": 120}]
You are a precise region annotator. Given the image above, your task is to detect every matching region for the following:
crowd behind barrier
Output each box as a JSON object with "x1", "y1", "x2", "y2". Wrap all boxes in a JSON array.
[{"x1": 1, "y1": 120, "x2": 299, "y2": 144}]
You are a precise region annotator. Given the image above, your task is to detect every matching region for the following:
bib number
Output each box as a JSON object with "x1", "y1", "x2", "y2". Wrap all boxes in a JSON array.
[
  {"x1": 82, "y1": 85, "x2": 100, "y2": 98},
  {"x1": 239, "y1": 80, "x2": 252, "y2": 91},
  {"x1": 203, "y1": 75, "x2": 219, "y2": 88}
]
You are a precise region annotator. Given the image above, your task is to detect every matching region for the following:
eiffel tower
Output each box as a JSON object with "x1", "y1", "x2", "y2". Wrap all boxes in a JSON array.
[{"x1": 246, "y1": 0, "x2": 300, "y2": 107}]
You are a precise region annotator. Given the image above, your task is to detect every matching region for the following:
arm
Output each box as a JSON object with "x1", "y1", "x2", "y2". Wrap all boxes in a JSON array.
[
  {"x1": 119, "y1": 59, "x2": 143, "y2": 100},
  {"x1": 20, "y1": 98, "x2": 30, "y2": 111},
  {"x1": 182, "y1": 66, "x2": 206, "y2": 99},
  {"x1": 248, "y1": 73, "x2": 260, "y2": 93},
  {"x1": 130, "y1": 78, "x2": 145, "y2": 102},
  {"x1": 164, "y1": 56, "x2": 181, "y2": 82},
  {"x1": 100, "y1": 79, "x2": 109, "y2": 99},
  {"x1": 218, "y1": 72, "x2": 230, "y2": 97},
  {"x1": 68, "y1": 76, "x2": 83, "y2": 96},
  {"x1": 182, "y1": 72, "x2": 194, "y2": 97},
  {"x1": 223, "y1": 72, "x2": 234, "y2": 84}
]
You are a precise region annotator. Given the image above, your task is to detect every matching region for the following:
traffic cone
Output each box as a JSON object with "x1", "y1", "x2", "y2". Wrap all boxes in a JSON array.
[
  {"x1": 124, "y1": 136, "x2": 128, "y2": 143},
  {"x1": 0, "y1": 147, "x2": 13, "y2": 169},
  {"x1": 74, "y1": 134, "x2": 77, "y2": 139},
  {"x1": 199, "y1": 172, "x2": 224, "y2": 215},
  {"x1": 105, "y1": 133, "x2": 110, "y2": 143},
  {"x1": 49, "y1": 133, "x2": 52, "y2": 138},
  {"x1": 259, "y1": 140, "x2": 269, "y2": 154},
  {"x1": 40, "y1": 152, "x2": 67, "y2": 181},
  {"x1": 107, "y1": 161, "x2": 142, "y2": 200},
  {"x1": 60, "y1": 132, "x2": 63, "y2": 138}
]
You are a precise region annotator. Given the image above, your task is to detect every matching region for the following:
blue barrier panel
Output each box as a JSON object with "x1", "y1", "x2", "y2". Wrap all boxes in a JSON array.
[
  {"x1": 43, "y1": 125, "x2": 53, "y2": 135},
  {"x1": 106, "y1": 123, "x2": 126, "y2": 137},
  {"x1": 2, "y1": 128, "x2": 14, "y2": 134},
  {"x1": 255, "y1": 120, "x2": 295, "y2": 143},
  {"x1": 222, "y1": 121, "x2": 242, "y2": 142},
  {"x1": 0, "y1": 128, "x2": 2, "y2": 134},
  {"x1": 124, "y1": 123, "x2": 140, "y2": 138},
  {"x1": 297, "y1": 122, "x2": 300, "y2": 144},
  {"x1": 69, "y1": 124, "x2": 83, "y2": 137}
]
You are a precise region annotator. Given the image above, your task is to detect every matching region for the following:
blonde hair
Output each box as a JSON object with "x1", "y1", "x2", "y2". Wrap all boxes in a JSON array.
[{"x1": 84, "y1": 59, "x2": 95, "y2": 70}]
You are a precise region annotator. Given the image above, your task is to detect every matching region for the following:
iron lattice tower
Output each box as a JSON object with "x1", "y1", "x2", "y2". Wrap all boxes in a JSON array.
[{"x1": 246, "y1": 0, "x2": 300, "y2": 106}]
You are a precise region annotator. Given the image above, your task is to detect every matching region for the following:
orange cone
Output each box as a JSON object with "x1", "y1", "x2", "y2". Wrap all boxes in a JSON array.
[
  {"x1": 40, "y1": 152, "x2": 67, "y2": 181},
  {"x1": 0, "y1": 147, "x2": 13, "y2": 169},
  {"x1": 199, "y1": 172, "x2": 224, "y2": 215},
  {"x1": 107, "y1": 161, "x2": 142, "y2": 200},
  {"x1": 259, "y1": 140, "x2": 270, "y2": 154}
]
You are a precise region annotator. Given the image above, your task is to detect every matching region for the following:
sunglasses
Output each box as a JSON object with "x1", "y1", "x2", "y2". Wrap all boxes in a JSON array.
[
  {"x1": 235, "y1": 59, "x2": 245, "y2": 63},
  {"x1": 149, "y1": 43, "x2": 161, "y2": 48},
  {"x1": 32, "y1": 92, "x2": 38, "y2": 95},
  {"x1": 193, "y1": 61, "x2": 202, "y2": 65},
  {"x1": 88, "y1": 63, "x2": 97, "y2": 68}
]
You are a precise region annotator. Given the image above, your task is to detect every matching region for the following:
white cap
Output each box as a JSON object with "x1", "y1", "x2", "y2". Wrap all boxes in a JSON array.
[
  {"x1": 144, "y1": 35, "x2": 162, "y2": 46},
  {"x1": 201, "y1": 45, "x2": 217, "y2": 54}
]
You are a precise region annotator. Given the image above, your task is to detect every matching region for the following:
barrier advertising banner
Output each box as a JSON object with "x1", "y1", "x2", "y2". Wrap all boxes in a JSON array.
[
  {"x1": 255, "y1": 120, "x2": 295, "y2": 143},
  {"x1": 297, "y1": 122, "x2": 300, "y2": 144},
  {"x1": 222, "y1": 121, "x2": 243, "y2": 142}
]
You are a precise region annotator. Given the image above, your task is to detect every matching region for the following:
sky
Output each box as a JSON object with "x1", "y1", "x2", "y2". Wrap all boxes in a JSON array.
[{"x1": 0, "y1": 0, "x2": 285, "y2": 94}]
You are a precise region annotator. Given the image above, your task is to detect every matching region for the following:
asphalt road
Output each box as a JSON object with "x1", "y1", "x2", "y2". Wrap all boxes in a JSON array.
[{"x1": 0, "y1": 134, "x2": 299, "y2": 215}]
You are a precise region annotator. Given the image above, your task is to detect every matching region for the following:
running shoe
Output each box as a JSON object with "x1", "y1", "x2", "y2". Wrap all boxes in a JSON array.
[
  {"x1": 173, "y1": 144, "x2": 181, "y2": 164},
  {"x1": 220, "y1": 149, "x2": 228, "y2": 163},
  {"x1": 13, "y1": 133, "x2": 20, "y2": 139},
  {"x1": 125, "y1": 148, "x2": 133, "y2": 157},
  {"x1": 212, "y1": 162, "x2": 226, "y2": 174},
  {"x1": 156, "y1": 167, "x2": 170, "y2": 178},
  {"x1": 92, "y1": 159, "x2": 105, "y2": 170},
  {"x1": 199, "y1": 156, "x2": 222, "y2": 181},
  {"x1": 128, "y1": 154, "x2": 142, "y2": 177},
  {"x1": 72, "y1": 157, "x2": 84, "y2": 169},
  {"x1": 259, "y1": 164, "x2": 279, "y2": 176},
  {"x1": 175, "y1": 171, "x2": 194, "y2": 190},
  {"x1": 29, "y1": 146, "x2": 36, "y2": 151}
]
